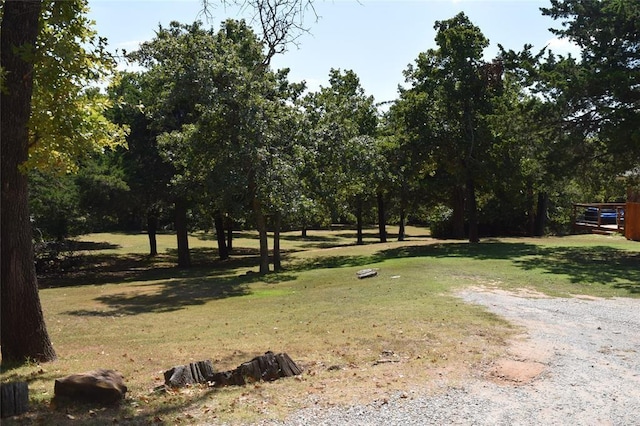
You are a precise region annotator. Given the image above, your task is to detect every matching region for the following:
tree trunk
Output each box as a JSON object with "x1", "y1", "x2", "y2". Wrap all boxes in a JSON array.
[
  {"x1": 225, "y1": 215, "x2": 233, "y2": 252},
  {"x1": 214, "y1": 210, "x2": 229, "y2": 260},
  {"x1": 251, "y1": 193, "x2": 269, "y2": 274},
  {"x1": 451, "y1": 186, "x2": 466, "y2": 240},
  {"x1": 147, "y1": 212, "x2": 158, "y2": 256},
  {"x1": 0, "y1": 0, "x2": 57, "y2": 364},
  {"x1": 398, "y1": 193, "x2": 407, "y2": 241},
  {"x1": 301, "y1": 226, "x2": 307, "y2": 238},
  {"x1": 174, "y1": 198, "x2": 191, "y2": 268},
  {"x1": 356, "y1": 196, "x2": 364, "y2": 245},
  {"x1": 398, "y1": 209, "x2": 406, "y2": 241},
  {"x1": 534, "y1": 191, "x2": 548, "y2": 237},
  {"x1": 526, "y1": 179, "x2": 535, "y2": 237},
  {"x1": 273, "y1": 212, "x2": 282, "y2": 272},
  {"x1": 377, "y1": 191, "x2": 387, "y2": 243},
  {"x1": 466, "y1": 177, "x2": 479, "y2": 243},
  {"x1": 1, "y1": 382, "x2": 29, "y2": 418}
]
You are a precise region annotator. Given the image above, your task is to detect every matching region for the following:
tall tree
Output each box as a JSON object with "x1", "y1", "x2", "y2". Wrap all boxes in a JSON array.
[
  {"x1": 107, "y1": 71, "x2": 174, "y2": 255},
  {"x1": 1, "y1": 0, "x2": 56, "y2": 363},
  {"x1": 400, "y1": 13, "x2": 503, "y2": 242},
  {"x1": 1, "y1": 0, "x2": 124, "y2": 362},
  {"x1": 304, "y1": 69, "x2": 379, "y2": 243},
  {"x1": 129, "y1": 21, "x2": 228, "y2": 268},
  {"x1": 541, "y1": 0, "x2": 640, "y2": 170}
]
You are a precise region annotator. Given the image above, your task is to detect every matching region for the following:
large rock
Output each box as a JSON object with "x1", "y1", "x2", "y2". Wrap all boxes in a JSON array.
[{"x1": 54, "y1": 369, "x2": 127, "y2": 404}]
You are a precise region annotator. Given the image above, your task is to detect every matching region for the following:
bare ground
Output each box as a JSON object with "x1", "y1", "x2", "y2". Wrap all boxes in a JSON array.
[{"x1": 271, "y1": 287, "x2": 640, "y2": 425}]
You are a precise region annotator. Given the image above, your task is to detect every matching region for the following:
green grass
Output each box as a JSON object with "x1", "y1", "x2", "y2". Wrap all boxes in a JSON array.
[{"x1": 2, "y1": 228, "x2": 638, "y2": 425}]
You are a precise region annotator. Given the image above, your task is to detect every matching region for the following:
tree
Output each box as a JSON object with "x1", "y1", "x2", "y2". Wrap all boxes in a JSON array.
[
  {"x1": 129, "y1": 21, "x2": 229, "y2": 268},
  {"x1": 29, "y1": 169, "x2": 83, "y2": 242},
  {"x1": 130, "y1": 19, "x2": 304, "y2": 273},
  {"x1": 541, "y1": 0, "x2": 640, "y2": 171},
  {"x1": 107, "y1": 71, "x2": 174, "y2": 255},
  {"x1": 29, "y1": 3, "x2": 125, "y2": 173},
  {"x1": 189, "y1": 25, "x2": 307, "y2": 273},
  {"x1": 209, "y1": 0, "x2": 317, "y2": 63},
  {"x1": 1, "y1": 0, "x2": 56, "y2": 363},
  {"x1": 399, "y1": 13, "x2": 503, "y2": 242},
  {"x1": 304, "y1": 69, "x2": 379, "y2": 243},
  {"x1": 385, "y1": 89, "x2": 440, "y2": 241},
  {"x1": 1, "y1": 0, "x2": 124, "y2": 363},
  {"x1": 498, "y1": 0, "x2": 638, "y2": 234}
]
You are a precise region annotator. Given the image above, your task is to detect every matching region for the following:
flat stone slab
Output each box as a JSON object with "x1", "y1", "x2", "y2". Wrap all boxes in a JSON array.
[{"x1": 356, "y1": 268, "x2": 378, "y2": 279}]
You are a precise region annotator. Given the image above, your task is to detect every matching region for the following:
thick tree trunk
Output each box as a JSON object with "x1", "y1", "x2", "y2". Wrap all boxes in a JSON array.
[
  {"x1": 451, "y1": 186, "x2": 466, "y2": 240},
  {"x1": 147, "y1": 212, "x2": 158, "y2": 256},
  {"x1": 377, "y1": 191, "x2": 387, "y2": 243},
  {"x1": 174, "y1": 198, "x2": 191, "y2": 268},
  {"x1": 0, "y1": 0, "x2": 57, "y2": 363},
  {"x1": 273, "y1": 212, "x2": 282, "y2": 272},
  {"x1": 466, "y1": 177, "x2": 479, "y2": 243},
  {"x1": 534, "y1": 191, "x2": 548, "y2": 237},
  {"x1": 356, "y1": 196, "x2": 364, "y2": 245},
  {"x1": 214, "y1": 210, "x2": 229, "y2": 260},
  {"x1": 301, "y1": 226, "x2": 307, "y2": 238}
]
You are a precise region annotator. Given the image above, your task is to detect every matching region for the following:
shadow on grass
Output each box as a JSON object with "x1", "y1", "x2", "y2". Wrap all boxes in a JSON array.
[
  {"x1": 289, "y1": 240, "x2": 640, "y2": 295},
  {"x1": 514, "y1": 246, "x2": 640, "y2": 293},
  {"x1": 19, "y1": 385, "x2": 223, "y2": 426},
  {"x1": 374, "y1": 241, "x2": 640, "y2": 294},
  {"x1": 194, "y1": 231, "x2": 259, "y2": 242},
  {"x1": 63, "y1": 270, "x2": 297, "y2": 317},
  {"x1": 70, "y1": 240, "x2": 121, "y2": 251},
  {"x1": 40, "y1": 247, "x2": 266, "y2": 289},
  {"x1": 46, "y1": 237, "x2": 640, "y2": 318},
  {"x1": 51, "y1": 245, "x2": 298, "y2": 316}
]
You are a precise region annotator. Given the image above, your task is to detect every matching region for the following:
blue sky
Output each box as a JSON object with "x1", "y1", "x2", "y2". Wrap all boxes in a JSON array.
[{"x1": 87, "y1": 0, "x2": 579, "y2": 104}]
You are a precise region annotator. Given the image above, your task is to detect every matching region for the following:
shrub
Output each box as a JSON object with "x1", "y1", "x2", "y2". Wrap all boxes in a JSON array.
[{"x1": 428, "y1": 205, "x2": 454, "y2": 239}]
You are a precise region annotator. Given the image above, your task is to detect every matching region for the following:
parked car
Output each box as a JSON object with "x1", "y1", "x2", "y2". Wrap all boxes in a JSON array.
[{"x1": 583, "y1": 207, "x2": 619, "y2": 225}]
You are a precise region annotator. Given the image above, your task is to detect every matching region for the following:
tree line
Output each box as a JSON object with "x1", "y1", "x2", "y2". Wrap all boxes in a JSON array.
[{"x1": 2, "y1": 0, "x2": 638, "y2": 363}]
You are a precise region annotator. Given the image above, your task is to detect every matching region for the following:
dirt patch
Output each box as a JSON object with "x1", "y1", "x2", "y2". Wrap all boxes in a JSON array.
[
  {"x1": 487, "y1": 358, "x2": 545, "y2": 384},
  {"x1": 463, "y1": 285, "x2": 550, "y2": 299},
  {"x1": 481, "y1": 332, "x2": 550, "y2": 385}
]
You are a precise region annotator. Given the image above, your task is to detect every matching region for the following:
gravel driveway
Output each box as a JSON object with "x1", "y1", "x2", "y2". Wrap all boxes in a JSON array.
[{"x1": 270, "y1": 288, "x2": 640, "y2": 425}]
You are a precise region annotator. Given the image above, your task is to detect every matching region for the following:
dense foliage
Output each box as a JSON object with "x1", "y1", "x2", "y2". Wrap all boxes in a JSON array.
[{"x1": 27, "y1": 0, "x2": 636, "y2": 256}]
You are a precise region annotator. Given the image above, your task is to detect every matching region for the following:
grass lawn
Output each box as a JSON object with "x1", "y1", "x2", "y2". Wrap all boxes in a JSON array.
[{"x1": 2, "y1": 227, "x2": 638, "y2": 425}]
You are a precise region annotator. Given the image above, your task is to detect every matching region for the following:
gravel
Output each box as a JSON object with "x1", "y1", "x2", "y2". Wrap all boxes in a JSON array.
[{"x1": 263, "y1": 289, "x2": 640, "y2": 425}]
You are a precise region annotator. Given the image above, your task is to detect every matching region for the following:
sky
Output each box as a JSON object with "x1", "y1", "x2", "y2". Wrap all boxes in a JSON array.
[{"x1": 87, "y1": 0, "x2": 580, "y2": 105}]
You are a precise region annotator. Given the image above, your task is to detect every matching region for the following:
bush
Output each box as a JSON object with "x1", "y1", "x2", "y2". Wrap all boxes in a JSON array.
[
  {"x1": 428, "y1": 205, "x2": 454, "y2": 239},
  {"x1": 33, "y1": 239, "x2": 78, "y2": 276}
]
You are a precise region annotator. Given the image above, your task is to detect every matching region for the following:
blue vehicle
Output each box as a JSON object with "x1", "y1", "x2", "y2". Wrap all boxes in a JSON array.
[{"x1": 583, "y1": 207, "x2": 620, "y2": 225}]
